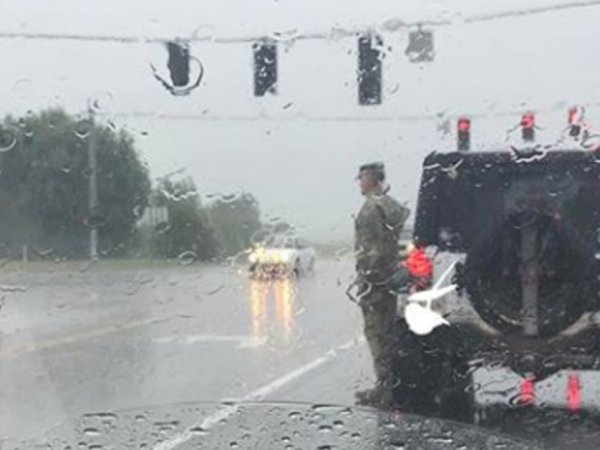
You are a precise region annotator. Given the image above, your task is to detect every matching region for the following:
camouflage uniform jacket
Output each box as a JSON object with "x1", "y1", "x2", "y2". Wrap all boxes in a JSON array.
[{"x1": 355, "y1": 193, "x2": 410, "y2": 286}]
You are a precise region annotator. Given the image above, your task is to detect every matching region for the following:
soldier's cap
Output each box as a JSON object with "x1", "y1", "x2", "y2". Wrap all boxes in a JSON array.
[{"x1": 358, "y1": 162, "x2": 385, "y2": 181}]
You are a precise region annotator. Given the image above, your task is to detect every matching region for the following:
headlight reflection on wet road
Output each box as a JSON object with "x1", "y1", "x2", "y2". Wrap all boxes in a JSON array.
[{"x1": 249, "y1": 278, "x2": 297, "y2": 346}]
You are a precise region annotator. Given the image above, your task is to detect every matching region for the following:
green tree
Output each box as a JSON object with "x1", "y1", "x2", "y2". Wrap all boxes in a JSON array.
[
  {"x1": 0, "y1": 108, "x2": 151, "y2": 258},
  {"x1": 153, "y1": 178, "x2": 219, "y2": 260},
  {"x1": 209, "y1": 193, "x2": 262, "y2": 256}
]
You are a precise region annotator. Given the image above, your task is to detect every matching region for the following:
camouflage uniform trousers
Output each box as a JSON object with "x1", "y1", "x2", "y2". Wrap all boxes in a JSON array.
[{"x1": 360, "y1": 286, "x2": 398, "y2": 392}]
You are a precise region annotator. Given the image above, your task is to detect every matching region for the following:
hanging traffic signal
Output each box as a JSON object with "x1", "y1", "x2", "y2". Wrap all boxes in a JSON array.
[
  {"x1": 253, "y1": 41, "x2": 278, "y2": 97},
  {"x1": 405, "y1": 27, "x2": 434, "y2": 63},
  {"x1": 457, "y1": 117, "x2": 470, "y2": 151},
  {"x1": 167, "y1": 41, "x2": 190, "y2": 87},
  {"x1": 151, "y1": 40, "x2": 204, "y2": 96},
  {"x1": 521, "y1": 112, "x2": 535, "y2": 142},
  {"x1": 568, "y1": 106, "x2": 582, "y2": 138},
  {"x1": 358, "y1": 34, "x2": 383, "y2": 106}
]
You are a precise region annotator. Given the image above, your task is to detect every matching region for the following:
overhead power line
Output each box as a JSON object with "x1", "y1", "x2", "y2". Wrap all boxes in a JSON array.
[
  {"x1": 0, "y1": 1, "x2": 599, "y2": 45},
  {"x1": 465, "y1": 0, "x2": 600, "y2": 22},
  {"x1": 110, "y1": 100, "x2": 600, "y2": 123}
]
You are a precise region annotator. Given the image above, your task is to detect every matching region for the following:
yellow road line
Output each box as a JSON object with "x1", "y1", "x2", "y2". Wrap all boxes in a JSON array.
[{"x1": 0, "y1": 317, "x2": 162, "y2": 360}]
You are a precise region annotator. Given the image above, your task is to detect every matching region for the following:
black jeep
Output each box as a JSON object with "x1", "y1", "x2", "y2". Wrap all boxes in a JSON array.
[{"x1": 393, "y1": 149, "x2": 600, "y2": 427}]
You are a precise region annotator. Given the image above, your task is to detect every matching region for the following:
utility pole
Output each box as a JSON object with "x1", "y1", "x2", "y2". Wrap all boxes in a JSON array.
[{"x1": 88, "y1": 105, "x2": 99, "y2": 260}]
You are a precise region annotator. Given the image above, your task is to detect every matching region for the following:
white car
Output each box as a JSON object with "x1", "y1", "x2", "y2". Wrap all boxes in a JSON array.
[{"x1": 248, "y1": 235, "x2": 316, "y2": 278}]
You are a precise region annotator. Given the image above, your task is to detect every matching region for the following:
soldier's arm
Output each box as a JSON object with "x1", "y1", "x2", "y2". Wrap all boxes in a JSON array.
[{"x1": 355, "y1": 204, "x2": 388, "y2": 277}]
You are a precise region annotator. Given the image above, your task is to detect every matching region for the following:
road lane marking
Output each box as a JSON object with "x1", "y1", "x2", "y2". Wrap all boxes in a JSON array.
[
  {"x1": 153, "y1": 335, "x2": 366, "y2": 450},
  {"x1": 153, "y1": 334, "x2": 267, "y2": 349},
  {"x1": 0, "y1": 284, "x2": 27, "y2": 293},
  {"x1": 0, "y1": 317, "x2": 164, "y2": 359}
]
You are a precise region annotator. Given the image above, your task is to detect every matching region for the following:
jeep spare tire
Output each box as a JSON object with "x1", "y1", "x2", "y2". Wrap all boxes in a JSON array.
[{"x1": 464, "y1": 211, "x2": 592, "y2": 337}]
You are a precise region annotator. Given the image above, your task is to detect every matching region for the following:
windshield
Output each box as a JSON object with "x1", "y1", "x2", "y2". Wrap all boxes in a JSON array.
[
  {"x1": 3, "y1": 1, "x2": 600, "y2": 449},
  {"x1": 266, "y1": 235, "x2": 297, "y2": 248}
]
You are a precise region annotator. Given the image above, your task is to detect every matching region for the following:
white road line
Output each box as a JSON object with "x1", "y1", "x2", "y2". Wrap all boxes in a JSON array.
[
  {"x1": 153, "y1": 335, "x2": 365, "y2": 450},
  {"x1": 152, "y1": 334, "x2": 267, "y2": 349}
]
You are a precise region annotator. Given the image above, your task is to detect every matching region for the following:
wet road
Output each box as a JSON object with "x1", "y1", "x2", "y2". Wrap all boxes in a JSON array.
[
  {"x1": 3, "y1": 259, "x2": 600, "y2": 449},
  {"x1": 0, "y1": 259, "x2": 374, "y2": 447}
]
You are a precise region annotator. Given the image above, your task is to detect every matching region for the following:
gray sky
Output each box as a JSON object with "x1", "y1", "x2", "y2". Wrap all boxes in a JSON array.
[{"x1": 1, "y1": 0, "x2": 600, "y2": 241}]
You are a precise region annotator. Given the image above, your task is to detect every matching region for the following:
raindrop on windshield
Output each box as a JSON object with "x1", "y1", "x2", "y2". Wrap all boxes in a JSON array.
[
  {"x1": 74, "y1": 118, "x2": 93, "y2": 140},
  {"x1": 89, "y1": 91, "x2": 113, "y2": 113},
  {"x1": 177, "y1": 250, "x2": 197, "y2": 265},
  {"x1": 388, "y1": 83, "x2": 400, "y2": 94},
  {"x1": 389, "y1": 443, "x2": 405, "y2": 450},
  {"x1": 154, "y1": 420, "x2": 180, "y2": 432},
  {"x1": 13, "y1": 78, "x2": 32, "y2": 97},
  {"x1": 132, "y1": 204, "x2": 144, "y2": 218},
  {"x1": 428, "y1": 436, "x2": 455, "y2": 445},
  {"x1": 82, "y1": 428, "x2": 101, "y2": 436},
  {"x1": 544, "y1": 172, "x2": 572, "y2": 197},
  {"x1": 287, "y1": 411, "x2": 301, "y2": 419},
  {"x1": 155, "y1": 221, "x2": 171, "y2": 234},
  {"x1": 271, "y1": 28, "x2": 300, "y2": 43},
  {"x1": 328, "y1": 27, "x2": 349, "y2": 42},
  {"x1": 0, "y1": 128, "x2": 18, "y2": 153},
  {"x1": 338, "y1": 407, "x2": 352, "y2": 416},
  {"x1": 219, "y1": 193, "x2": 240, "y2": 203},
  {"x1": 189, "y1": 426, "x2": 208, "y2": 436},
  {"x1": 83, "y1": 412, "x2": 118, "y2": 421},
  {"x1": 381, "y1": 18, "x2": 405, "y2": 32}
]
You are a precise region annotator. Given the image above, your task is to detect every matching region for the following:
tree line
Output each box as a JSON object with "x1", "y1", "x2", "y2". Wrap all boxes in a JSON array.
[{"x1": 0, "y1": 108, "x2": 276, "y2": 261}]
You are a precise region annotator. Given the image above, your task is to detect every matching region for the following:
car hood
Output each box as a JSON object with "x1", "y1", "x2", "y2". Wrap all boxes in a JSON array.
[{"x1": 20, "y1": 402, "x2": 539, "y2": 450}]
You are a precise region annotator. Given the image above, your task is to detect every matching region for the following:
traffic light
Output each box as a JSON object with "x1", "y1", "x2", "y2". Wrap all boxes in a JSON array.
[
  {"x1": 253, "y1": 41, "x2": 278, "y2": 96},
  {"x1": 167, "y1": 41, "x2": 190, "y2": 87},
  {"x1": 405, "y1": 27, "x2": 434, "y2": 63},
  {"x1": 568, "y1": 106, "x2": 582, "y2": 138},
  {"x1": 358, "y1": 34, "x2": 383, "y2": 105},
  {"x1": 151, "y1": 41, "x2": 204, "y2": 96},
  {"x1": 521, "y1": 112, "x2": 535, "y2": 142},
  {"x1": 457, "y1": 117, "x2": 470, "y2": 151}
]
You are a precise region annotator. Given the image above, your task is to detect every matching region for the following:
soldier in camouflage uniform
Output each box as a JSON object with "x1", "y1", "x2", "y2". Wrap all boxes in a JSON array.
[{"x1": 354, "y1": 162, "x2": 410, "y2": 408}]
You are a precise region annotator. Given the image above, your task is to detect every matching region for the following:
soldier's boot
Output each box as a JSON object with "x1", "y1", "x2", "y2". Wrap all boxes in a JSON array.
[{"x1": 355, "y1": 382, "x2": 393, "y2": 410}]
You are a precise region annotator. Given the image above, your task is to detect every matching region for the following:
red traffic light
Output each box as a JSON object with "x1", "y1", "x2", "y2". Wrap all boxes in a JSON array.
[
  {"x1": 521, "y1": 113, "x2": 535, "y2": 142},
  {"x1": 568, "y1": 107, "x2": 579, "y2": 125},
  {"x1": 568, "y1": 106, "x2": 584, "y2": 138},
  {"x1": 457, "y1": 117, "x2": 470, "y2": 151},
  {"x1": 521, "y1": 113, "x2": 535, "y2": 129}
]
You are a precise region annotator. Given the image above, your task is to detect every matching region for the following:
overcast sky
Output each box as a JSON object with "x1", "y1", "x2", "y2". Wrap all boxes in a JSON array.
[{"x1": 1, "y1": 0, "x2": 600, "y2": 241}]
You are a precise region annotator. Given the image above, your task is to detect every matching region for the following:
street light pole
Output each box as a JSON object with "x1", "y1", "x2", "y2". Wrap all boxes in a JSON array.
[{"x1": 88, "y1": 106, "x2": 99, "y2": 260}]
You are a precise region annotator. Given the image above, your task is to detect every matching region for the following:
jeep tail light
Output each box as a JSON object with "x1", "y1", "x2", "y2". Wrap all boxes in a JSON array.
[
  {"x1": 519, "y1": 376, "x2": 535, "y2": 405},
  {"x1": 567, "y1": 372, "x2": 581, "y2": 413},
  {"x1": 404, "y1": 246, "x2": 433, "y2": 289}
]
